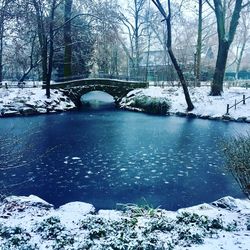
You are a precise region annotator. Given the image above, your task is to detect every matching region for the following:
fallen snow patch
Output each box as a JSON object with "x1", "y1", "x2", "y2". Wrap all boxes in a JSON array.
[
  {"x1": 0, "y1": 87, "x2": 76, "y2": 117},
  {"x1": 0, "y1": 195, "x2": 249, "y2": 249},
  {"x1": 120, "y1": 86, "x2": 250, "y2": 122}
]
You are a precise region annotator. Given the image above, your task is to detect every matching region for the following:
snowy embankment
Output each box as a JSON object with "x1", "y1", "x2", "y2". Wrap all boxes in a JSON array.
[
  {"x1": 0, "y1": 195, "x2": 249, "y2": 250},
  {"x1": 120, "y1": 86, "x2": 250, "y2": 122},
  {"x1": 0, "y1": 88, "x2": 76, "y2": 117},
  {"x1": 1, "y1": 86, "x2": 250, "y2": 121}
]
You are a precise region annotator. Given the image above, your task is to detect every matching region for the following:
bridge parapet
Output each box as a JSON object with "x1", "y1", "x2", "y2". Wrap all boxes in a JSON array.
[{"x1": 46, "y1": 78, "x2": 148, "y2": 89}]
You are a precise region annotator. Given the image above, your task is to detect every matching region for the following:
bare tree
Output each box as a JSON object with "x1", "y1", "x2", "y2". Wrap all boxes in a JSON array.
[
  {"x1": 207, "y1": 0, "x2": 250, "y2": 95},
  {"x1": 5, "y1": 6, "x2": 41, "y2": 82},
  {"x1": 152, "y1": 0, "x2": 194, "y2": 111},
  {"x1": 144, "y1": 3, "x2": 153, "y2": 81},
  {"x1": 32, "y1": 0, "x2": 59, "y2": 98},
  {"x1": 18, "y1": 33, "x2": 41, "y2": 83},
  {"x1": 194, "y1": 0, "x2": 205, "y2": 87},
  {"x1": 234, "y1": 10, "x2": 250, "y2": 79},
  {"x1": 90, "y1": 0, "x2": 122, "y2": 76},
  {"x1": 119, "y1": 0, "x2": 147, "y2": 78},
  {"x1": 63, "y1": 0, "x2": 73, "y2": 79},
  {"x1": 0, "y1": 0, "x2": 14, "y2": 83}
]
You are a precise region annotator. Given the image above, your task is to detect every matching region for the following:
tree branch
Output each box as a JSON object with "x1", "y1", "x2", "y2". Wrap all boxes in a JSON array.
[
  {"x1": 206, "y1": 0, "x2": 215, "y2": 11},
  {"x1": 242, "y1": 1, "x2": 250, "y2": 8}
]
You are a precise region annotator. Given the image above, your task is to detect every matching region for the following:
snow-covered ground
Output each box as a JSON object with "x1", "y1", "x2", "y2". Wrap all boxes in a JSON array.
[
  {"x1": 1, "y1": 85, "x2": 250, "y2": 249},
  {"x1": 0, "y1": 87, "x2": 76, "y2": 117},
  {"x1": 120, "y1": 86, "x2": 250, "y2": 122},
  {"x1": 0, "y1": 195, "x2": 249, "y2": 250},
  {"x1": 1, "y1": 85, "x2": 250, "y2": 121}
]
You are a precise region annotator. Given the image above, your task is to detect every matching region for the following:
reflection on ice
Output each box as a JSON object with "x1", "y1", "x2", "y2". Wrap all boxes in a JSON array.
[
  {"x1": 81, "y1": 91, "x2": 115, "y2": 109},
  {"x1": 72, "y1": 157, "x2": 81, "y2": 160}
]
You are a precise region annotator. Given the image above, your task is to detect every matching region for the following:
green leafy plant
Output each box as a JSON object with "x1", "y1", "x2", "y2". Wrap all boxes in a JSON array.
[
  {"x1": 146, "y1": 218, "x2": 174, "y2": 233},
  {"x1": 35, "y1": 217, "x2": 65, "y2": 240},
  {"x1": 0, "y1": 224, "x2": 37, "y2": 249},
  {"x1": 53, "y1": 233, "x2": 75, "y2": 250},
  {"x1": 178, "y1": 228, "x2": 204, "y2": 245},
  {"x1": 225, "y1": 221, "x2": 238, "y2": 232},
  {"x1": 176, "y1": 212, "x2": 209, "y2": 227},
  {"x1": 118, "y1": 199, "x2": 160, "y2": 218}
]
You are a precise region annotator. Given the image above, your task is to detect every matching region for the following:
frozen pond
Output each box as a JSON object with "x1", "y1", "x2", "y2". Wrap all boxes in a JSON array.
[{"x1": 0, "y1": 95, "x2": 249, "y2": 209}]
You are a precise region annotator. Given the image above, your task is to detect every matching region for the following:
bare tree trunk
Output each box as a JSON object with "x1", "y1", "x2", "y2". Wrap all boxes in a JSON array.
[
  {"x1": 19, "y1": 68, "x2": 33, "y2": 83},
  {"x1": 145, "y1": 35, "x2": 151, "y2": 81},
  {"x1": 19, "y1": 35, "x2": 41, "y2": 83},
  {"x1": 19, "y1": 61, "x2": 41, "y2": 83},
  {"x1": 152, "y1": 0, "x2": 194, "y2": 111},
  {"x1": 195, "y1": 0, "x2": 203, "y2": 87},
  {"x1": 211, "y1": 41, "x2": 229, "y2": 95},
  {"x1": 33, "y1": 0, "x2": 57, "y2": 98},
  {"x1": 0, "y1": 34, "x2": 3, "y2": 83},
  {"x1": 42, "y1": 45, "x2": 48, "y2": 97},
  {"x1": 145, "y1": 2, "x2": 152, "y2": 82},
  {"x1": 210, "y1": 0, "x2": 245, "y2": 95},
  {"x1": 32, "y1": 0, "x2": 49, "y2": 96},
  {"x1": 46, "y1": 0, "x2": 57, "y2": 98},
  {"x1": 135, "y1": 28, "x2": 139, "y2": 77},
  {"x1": 64, "y1": 0, "x2": 73, "y2": 79},
  {"x1": 0, "y1": 13, "x2": 4, "y2": 83},
  {"x1": 168, "y1": 48, "x2": 194, "y2": 110},
  {"x1": 111, "y1": 45, "x2": 118, "y2": 77},
  {"x1": 235, "y1": 14, "x2": 248, "y2": 80},
  {"x1": 235, "y1": 41, "x2": 246, "y2": 80},
  {"x1": 134, "y1": 0, "x2": 140, "y2": 77},
  {"x1": 145, "y1": 25, "x2": 152, "y2": 81}
]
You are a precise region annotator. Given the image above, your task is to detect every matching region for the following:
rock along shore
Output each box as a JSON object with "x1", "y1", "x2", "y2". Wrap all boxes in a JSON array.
[
  {"x1": 1, "y1": 86, "x2": 250, "y2": 124},
  {"x1": 0, "y1": 88, "x2": 76, "y2": 117}
]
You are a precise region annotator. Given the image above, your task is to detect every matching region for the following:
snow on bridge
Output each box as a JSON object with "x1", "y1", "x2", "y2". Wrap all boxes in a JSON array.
[{"x1": 45, "y1": 78, "x2": 149, "y2": 106}]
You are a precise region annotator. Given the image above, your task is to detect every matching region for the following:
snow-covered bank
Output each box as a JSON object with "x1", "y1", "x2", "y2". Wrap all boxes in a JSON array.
[
  {"x1": 0, "y1": 195, "x2": 249, "y2": 250},
  {"x1": 1, "y1": 86, "x2": 250, "y2": 122},
  {"x1": 120, "y1": 87, "x2": 250, "y2": 122},
  {"x1": 0, "y1": 88, "x2": 76, "y2": 117}
]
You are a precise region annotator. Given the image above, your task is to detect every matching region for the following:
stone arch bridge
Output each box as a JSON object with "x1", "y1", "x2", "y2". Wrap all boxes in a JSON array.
[{"x1": 48, "y1": 78, "x2": 149, "y2": 107}]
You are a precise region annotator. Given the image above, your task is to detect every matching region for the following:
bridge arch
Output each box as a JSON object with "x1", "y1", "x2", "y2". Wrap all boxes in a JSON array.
[
  {"x1": 81, "y1": 90, "x2": 114, "y2": 102},
  {"x1": 46, "y1": 78, "x2": 148, "y2": 107},
  {"x1": 62, "y1": 85, "x2": 134, "y2": 107}
]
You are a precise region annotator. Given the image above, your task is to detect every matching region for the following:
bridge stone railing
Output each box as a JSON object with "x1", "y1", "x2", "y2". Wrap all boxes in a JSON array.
[{"x1": 47, "y1": 78, "x2": 149, "y2": 89}]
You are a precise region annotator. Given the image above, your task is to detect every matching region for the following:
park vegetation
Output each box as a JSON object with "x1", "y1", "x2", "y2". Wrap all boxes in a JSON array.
[
  {"x1": 0, "y1": 1, "x2": 249, "y2": 103},
  {"x1": 224, "y1": 134, "x2": 250, "y2": 199}
]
